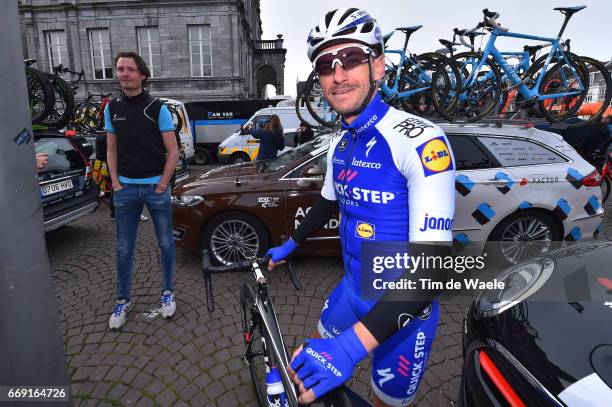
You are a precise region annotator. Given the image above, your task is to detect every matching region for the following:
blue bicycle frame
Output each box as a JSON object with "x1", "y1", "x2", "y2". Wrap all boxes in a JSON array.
[
  {"x1": 466, "y1": 28, "x2": 584, "y2": 101},
  {"x1": 379, "y1": 49, "x2": 434, "y2": 101}
]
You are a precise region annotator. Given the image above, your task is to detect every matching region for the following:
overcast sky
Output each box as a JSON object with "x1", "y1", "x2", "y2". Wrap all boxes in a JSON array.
[{"x1": 260, "y1": 0, "x2": 612, "y2": 97}]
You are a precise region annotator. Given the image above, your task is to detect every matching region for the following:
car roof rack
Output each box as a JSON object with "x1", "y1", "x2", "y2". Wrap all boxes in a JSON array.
[{"x1": 429, "y1": 116, "x2": 572, "y2": 130}]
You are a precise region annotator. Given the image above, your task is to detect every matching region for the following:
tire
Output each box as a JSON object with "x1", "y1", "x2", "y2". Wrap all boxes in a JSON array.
[
  {"x1": 303, "y1": 71, "x2": 340, "y2": 128},
  {"x1": 486, "y1": 210, "x2": 561, "y2": 266},
  {"x1": 229, "y1": 152, "x2": 251, "y2": 164},
  {"x1": 240, "y1": 284, "x2": 270, "y2": 407},
  {"x1": 432, "y1": 52, "x2": 502, "y2": 122},
  {"x1": 201, "y1": 211, "x2": 270, "y2": 265},
  {"x1": 538, "y1": 56, "x2": 588, "y2": 124},
  {"x1": 570, "y1": 56, "x2": 612, "y2": 126},
  {"x1": 194, "y1": 148, "x2": 210, "y2": 165},
  {"x1": 26, "y1": 67, "x2": 55, "y2": 124},
  {"x1": 40, "y1": 73, "x2": 75, "y2": 130},
  {"x1": 399, "y1": 54, "x2": 457, "y2": 117}
]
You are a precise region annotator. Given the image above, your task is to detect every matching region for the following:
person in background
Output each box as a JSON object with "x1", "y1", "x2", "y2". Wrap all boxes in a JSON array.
[
  {"x1": 36, "y1": 153, "x2": 48, "y2": 171},
  {"x1": 247, "y1": 114, "x2": 285, "y2": 160},
  {"x1": 105, "y1": 51, "x2": 178, "y2": 329},
  {"x1": 296, "y1": 121, "x2": 315, "y2": 145}
]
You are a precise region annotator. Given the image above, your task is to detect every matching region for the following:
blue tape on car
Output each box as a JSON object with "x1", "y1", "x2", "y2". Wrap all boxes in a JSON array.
[
  {"x1": 455, "y1": 174, "x2": 474, "y2": 197},
  {"x1": 494, "y1": 171, "x2": 514, "y2": 194}
]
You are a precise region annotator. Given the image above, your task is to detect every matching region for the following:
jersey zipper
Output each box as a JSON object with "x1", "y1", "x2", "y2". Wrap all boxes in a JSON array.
[{"x1": 341, "y1": 130, "x2": 357, "y2": 277}]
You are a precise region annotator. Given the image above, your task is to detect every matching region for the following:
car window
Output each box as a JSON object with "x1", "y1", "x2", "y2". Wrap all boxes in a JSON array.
[
  {"x1": 35, "y1": 138, "x2": 83, "y2": 178},
  {"x1": 447, "y1": 135, "x2": 492, "y2": 170},
  {"x1": 478, "y1": 136, "x2": 568, "y2": 166},
  {"x1": 260, "y1": 136, "x2": 331, "y2": 173},
  {"x1": 284, "y1": 132, "x2": 297, "y2": 148}
]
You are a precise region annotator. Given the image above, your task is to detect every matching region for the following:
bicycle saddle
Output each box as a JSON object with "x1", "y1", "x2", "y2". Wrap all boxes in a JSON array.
[
  {"x1": 438, "y1": 39, "x2": 459, "y2": 48},
  {"x1": 24, "y1": 59, "x2": 37, "y2": 66},
  {"x1": 554, "y1": 5, "x2": 587, "y2": 15},
  {"x1": 396, "y1": 25, "x2": 423, "y2": 35}
]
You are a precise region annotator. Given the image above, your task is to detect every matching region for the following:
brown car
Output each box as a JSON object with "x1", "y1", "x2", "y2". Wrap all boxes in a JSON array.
[{"x1": 172, "y1": 134, "x2": 340, "y2": 264}]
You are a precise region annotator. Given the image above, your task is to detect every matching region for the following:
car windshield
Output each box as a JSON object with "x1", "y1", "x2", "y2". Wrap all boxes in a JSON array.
[{"x1": 259, "y1": 134, "x2": 331, "y2": 173}]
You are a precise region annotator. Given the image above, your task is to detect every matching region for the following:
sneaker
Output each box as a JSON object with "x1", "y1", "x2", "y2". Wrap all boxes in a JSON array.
[
  {"x1": 140, "y1": 214, "x2": 149, "y2": 221},
  {"x1": 161, "y1": 290, "x2": 176, "y2": 318},
  {"x1": 108, "y1": 299, "x2": 132, "y2": 329}
]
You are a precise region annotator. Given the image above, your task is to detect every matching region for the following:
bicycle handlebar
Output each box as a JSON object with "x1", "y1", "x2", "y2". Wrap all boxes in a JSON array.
[
  {"x1": 201, "y1": 244, "x2": 302, "y2": 312},
  {"x1": 482, "y1": 8, "x2": 509, "y2": 32}
]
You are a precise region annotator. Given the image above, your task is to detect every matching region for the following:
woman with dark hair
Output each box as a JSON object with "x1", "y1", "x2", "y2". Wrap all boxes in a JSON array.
[{"x1": 249, "y1": 114, "x2": 285, "y2": 161}]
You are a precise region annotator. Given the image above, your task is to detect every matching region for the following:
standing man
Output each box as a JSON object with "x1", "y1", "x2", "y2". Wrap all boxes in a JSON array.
[
  {"x1": 105, "y1": 51, "x2": 179, "y2": 329},
  {"x1": 266, "y1": 8, "x2": 455, "y2": 406}
]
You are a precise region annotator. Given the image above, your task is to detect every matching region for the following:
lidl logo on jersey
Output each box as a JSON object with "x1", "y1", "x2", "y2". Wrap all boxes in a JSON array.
[
  {"x1": 416, "y1": 137, "x2": 453, "y2": 177},
  {"x1": 355, "y1": 221, "x2": 375, "y2": 239}
]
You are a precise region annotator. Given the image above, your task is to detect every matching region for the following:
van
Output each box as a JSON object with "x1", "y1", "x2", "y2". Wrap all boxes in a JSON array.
[
  {"x1": 159, "y1": 98, "x2": 195, "y2": 162},
  {"x1": 217, "y1": 106, "x2": 315, "y2": 164}
]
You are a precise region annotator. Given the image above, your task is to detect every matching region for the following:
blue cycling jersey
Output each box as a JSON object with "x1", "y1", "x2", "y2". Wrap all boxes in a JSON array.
[{"x1": 320, "y1": 93, "x2": 456, "y2": 300}]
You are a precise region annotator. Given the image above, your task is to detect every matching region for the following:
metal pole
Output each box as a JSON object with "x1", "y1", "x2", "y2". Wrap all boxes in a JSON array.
[{"x1": 0, "y1": 2, "x2": 71, "y2": 405}]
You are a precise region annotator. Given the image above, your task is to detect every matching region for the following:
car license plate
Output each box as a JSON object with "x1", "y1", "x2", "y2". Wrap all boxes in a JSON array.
[{"x1": 41, "y1": 179, "x2": 73, "y2": 196}]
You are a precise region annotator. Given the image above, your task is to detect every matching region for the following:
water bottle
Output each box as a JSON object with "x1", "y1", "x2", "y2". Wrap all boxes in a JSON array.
[{"x1": 266, "y1": 367, "x2": 288, "y2": 407}]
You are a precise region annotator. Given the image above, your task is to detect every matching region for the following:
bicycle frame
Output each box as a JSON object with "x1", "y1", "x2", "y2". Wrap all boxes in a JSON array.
[
  {"x1": 466, "y1": 29, "x2": 584, "y2": 101},
  {"x1": 379, "y1": 50, "x2": 433, "y2": 101}
]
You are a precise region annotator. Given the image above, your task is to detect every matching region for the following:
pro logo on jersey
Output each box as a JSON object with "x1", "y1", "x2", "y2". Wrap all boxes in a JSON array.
[
  {"x1": 416, "y1": 137, "x2": 453, "y2": 177},
  {"x1": 355, "y1": 221, "x2": 375, "y2": 239}
]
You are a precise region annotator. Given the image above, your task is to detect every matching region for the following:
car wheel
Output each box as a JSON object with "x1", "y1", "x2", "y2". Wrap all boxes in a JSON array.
[
  {"x1": 229, "y1": 152, "x2": 251, "y2": 164},
  {"x1": 202, "y1": 211, "x2": 270, "y2": 265},
  {"x1": 487, "y1": 210, "x2": 561, "y2": 266},
  {"x1": 194, "y1": 149, "x2": 210, "y2": 165}
]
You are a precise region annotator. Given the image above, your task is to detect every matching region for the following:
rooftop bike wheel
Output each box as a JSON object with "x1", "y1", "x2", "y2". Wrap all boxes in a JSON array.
[
  {"x1": 40, "y1": 73, "x2": 75, "y2": 130},
  {"x1": 26, "y1": 66, "x2": 55, "y2": 124}
]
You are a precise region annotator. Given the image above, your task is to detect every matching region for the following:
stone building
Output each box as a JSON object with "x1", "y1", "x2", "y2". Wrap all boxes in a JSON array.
[{"x1": 18, "y1": 0, "x2": 286, "y2": 101}]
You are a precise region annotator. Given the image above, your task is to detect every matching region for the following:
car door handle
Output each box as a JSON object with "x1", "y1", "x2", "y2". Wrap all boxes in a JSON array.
[{"x1": 481, "y1": 179, "x2": 511, "y2": 185}]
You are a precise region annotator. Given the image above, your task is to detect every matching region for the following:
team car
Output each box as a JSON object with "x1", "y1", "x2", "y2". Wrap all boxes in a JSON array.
[
  {"x1": 172, "y1": 123, "x2": 604, "y2": 265},
  {"x1": 35, "y1": 131, "x2": 100, "y2": 232},
  {"x1": 461, "y1": 240, "x2": 612, "y2": 406}
]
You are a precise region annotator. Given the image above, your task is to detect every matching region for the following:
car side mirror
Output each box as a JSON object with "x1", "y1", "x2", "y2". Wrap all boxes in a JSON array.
[
  {"x1": 297, "y1": 165, "x2": 324, "y2": 186},
  {"x1": 302, "y1": 165, "x2": 323, "y2": 178}
]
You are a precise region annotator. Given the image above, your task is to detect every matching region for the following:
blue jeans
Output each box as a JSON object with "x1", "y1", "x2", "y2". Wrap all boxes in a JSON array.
[{"x1": 113, "y1": 184, "x2": 175, "y2": 301}]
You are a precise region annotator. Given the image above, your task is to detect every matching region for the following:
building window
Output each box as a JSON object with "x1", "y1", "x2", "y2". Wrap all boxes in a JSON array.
[
  {"x1": 88, "y1": 28, "x2": 113, "y2": 79},
  {"x1": 45, "y1": 30, "x2": 69, "y2": 71},
  {"x1": 137, "y1": 27, "x2": 161, "y2": 78},
  {"x1": 188, "y1": 25, "x2": 212, "y2": 77}
]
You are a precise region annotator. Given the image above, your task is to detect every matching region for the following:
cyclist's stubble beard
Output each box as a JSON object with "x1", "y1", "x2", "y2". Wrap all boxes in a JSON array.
[{"x1": 320, "y1": 54, "x2": 384, "y2": 124}]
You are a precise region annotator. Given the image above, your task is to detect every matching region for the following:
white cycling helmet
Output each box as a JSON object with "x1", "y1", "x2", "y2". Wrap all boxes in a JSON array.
[{"x1": 307, "y1": 8, "x2": 384, "y2": 62}]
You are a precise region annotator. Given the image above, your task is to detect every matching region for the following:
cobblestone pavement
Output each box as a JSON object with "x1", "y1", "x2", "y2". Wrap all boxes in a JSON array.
[{"x1": 45, "y1": 165, "x2": 612, "y2": 406}]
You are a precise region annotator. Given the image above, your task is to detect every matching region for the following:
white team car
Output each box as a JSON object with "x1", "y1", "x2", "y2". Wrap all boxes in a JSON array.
[{"x1": 443, "y1": 123, "x2": 604, "y2": 264}]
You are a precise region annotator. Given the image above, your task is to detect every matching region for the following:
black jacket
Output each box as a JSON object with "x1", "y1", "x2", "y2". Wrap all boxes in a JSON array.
[
  {"x1": 252, "y1": 129, "x2": 285, "y2": 161},
  {"x1": 108, "y1": 91, "x2": 166, "y2": 178}
]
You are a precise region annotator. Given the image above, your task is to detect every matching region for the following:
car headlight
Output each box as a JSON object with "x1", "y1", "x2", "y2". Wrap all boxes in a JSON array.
[
  {"x1": 476, "y1": 258, "x2": 554, "y2": 317},
  {"x1": 171, "y1": 195, "x2": 205, "y2": 207}
]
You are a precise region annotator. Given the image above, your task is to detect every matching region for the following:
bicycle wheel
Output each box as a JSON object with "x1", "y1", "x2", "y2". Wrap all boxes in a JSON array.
[
  {"x1": 26, "y1": 67, "x2": 55, "y2": 124},
  {"x1": 303, "y1": 71, "x2": 341, "y2": 128},
  {"x1": 40, "y1": 73, "x2": 75, "y2": 130},
  {"x1": 240, "y1": 284, "x2": 277, "y2": 407},
  {"x1": 571, "y1": 56, "x2": 612, "y2": 125},
  {"x1": 539, "y1": 55, "x2": 588, "y2": 123},
  {"x1": 295, "y1": 85, "x2": 319, "y2": 127},
  {"x1": 433, "y1": 52, "x2": 502, "y2": 122},
  {"x1": 399, "y1": 54, "x2": 457, "y2": 117}
]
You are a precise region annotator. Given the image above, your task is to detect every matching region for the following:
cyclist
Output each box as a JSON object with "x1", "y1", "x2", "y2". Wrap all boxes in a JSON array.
[{"x1": 266, "y1": 8, "x2": 455, "y2": 406}]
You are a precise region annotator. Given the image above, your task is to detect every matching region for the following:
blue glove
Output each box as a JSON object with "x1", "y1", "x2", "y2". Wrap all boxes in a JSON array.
[
  {"x1": 265, "y1": 238, "x2": 297, "y2": 262},
  {"x1": 290, "y1": 326, "x2": 368, "y2": 399}
]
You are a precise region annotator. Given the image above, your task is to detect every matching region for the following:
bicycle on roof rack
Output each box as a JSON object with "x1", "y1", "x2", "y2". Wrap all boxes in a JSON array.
[
  {"x1": 201, "y1": 248, "x2": 371, "y2": 407},
  {"x1": 431, "y1": 7, "x2": 611, "y2": 126}
]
